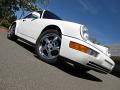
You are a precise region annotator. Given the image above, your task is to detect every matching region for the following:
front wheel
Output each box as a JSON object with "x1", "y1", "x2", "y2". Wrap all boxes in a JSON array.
[
  {"x1": 36, "y1": 30, "x2": 61, "y2": 64},
  {"x1": 7, "y1": 23, "x2": 17, "y2": 41}
]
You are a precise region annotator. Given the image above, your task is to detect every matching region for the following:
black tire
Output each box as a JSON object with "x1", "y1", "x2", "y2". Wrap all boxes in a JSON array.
[
  {"x1": 7, "y1": 23, "x2": 17, "y2": 41},
  {"x1": 74, "y1": 64, "x2": 90, "y2": 73},
  {"x1": 36, "y1": 29, "x2": 61, "y2": 64}
]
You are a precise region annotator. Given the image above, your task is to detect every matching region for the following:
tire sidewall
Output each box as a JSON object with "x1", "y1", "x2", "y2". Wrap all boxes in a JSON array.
[
  {"x1": 36, "y1": 30, "x2": 61, "y2": 64},
  {"x1": 7, "y1": 23, "x2": 17, "y2": 40}
]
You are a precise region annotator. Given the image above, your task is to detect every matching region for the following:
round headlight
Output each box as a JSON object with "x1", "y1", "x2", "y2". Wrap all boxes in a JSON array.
[{"x1": 81, "y1": 26, "x2": 89, "y2": 40}]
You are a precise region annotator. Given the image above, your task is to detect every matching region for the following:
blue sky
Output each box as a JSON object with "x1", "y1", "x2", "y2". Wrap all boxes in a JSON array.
[{"x1": 16, "y1": 0, "x2": 120, "y2": 45}]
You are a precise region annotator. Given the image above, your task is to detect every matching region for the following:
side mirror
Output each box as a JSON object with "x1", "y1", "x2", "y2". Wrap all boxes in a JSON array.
[{"x1": 32, "y1": 12, "x2": 40, "y2": 18}]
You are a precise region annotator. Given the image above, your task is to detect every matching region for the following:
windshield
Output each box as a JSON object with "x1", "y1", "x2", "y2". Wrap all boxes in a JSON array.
[{"x1": 43, "y1": 11, "x2": 62, "y2": 20}]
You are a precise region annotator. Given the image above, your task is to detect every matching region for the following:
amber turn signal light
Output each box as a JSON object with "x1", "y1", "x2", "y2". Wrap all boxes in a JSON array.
[{"x1": 69, "y1": 41, "x2": 89, "y2": 53}]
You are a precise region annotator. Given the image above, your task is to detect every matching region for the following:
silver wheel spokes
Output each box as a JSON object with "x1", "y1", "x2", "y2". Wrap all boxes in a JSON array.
[{"x1": 39, "y1": 34, "x2": 61, "y2": 59}]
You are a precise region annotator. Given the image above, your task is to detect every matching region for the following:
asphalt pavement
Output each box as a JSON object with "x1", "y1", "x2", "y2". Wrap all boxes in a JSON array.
[{"x1": 0, "y1": 31, "x2": 120, "y2": 90}]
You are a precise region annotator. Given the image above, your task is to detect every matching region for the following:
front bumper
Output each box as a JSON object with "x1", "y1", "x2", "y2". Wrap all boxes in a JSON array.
[{"x1": 60, "y1": 35, "x2": 115, "y2": 74}]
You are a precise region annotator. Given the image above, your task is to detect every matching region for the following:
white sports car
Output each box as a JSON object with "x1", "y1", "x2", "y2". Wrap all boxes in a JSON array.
[{"x1": 7, "y1": 10, "x2": 115, "y2": 74}]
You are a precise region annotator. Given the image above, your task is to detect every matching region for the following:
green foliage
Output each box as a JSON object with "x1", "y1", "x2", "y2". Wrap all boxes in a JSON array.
[
  {"x1": 40, "y1": 0, "x2": 49, "y2": 8},
  {"x1": 0, "y1": 0, "x2": 50, "y2": 28},
  {"x1": 0, "y1": 0, "x2": 39, "y2": 28},
  {"x1": 19, "y1": 0, "x2": 38, "y2": 11}
]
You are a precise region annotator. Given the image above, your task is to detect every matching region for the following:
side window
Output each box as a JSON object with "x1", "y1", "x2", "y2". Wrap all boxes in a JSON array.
[
  {"x1": 43, "y1": 11, "x2": 62, "y2": 20},
  {"x1": 43, "y1": 11, "x2": 56, "y2": 19},
  {"x1": 24, "y1": 14, "x2": 37, "y2": 19},
  {"x1": 43, "y1": 11, "x2": 51, "y2": 19}
]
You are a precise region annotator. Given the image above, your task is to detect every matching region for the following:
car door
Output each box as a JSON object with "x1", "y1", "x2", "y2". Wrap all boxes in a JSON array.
[{"x1": 17, "y1": 14, "x2": 39, "y2": 39}]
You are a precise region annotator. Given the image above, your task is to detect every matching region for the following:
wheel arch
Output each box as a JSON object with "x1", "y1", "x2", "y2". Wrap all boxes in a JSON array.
[
  {"x1": 9, "y1": 22, "x2": 16, "y2": 29},
  {"x1": 41, "y1": 25, "x2": 62, "y2": 37},
  {"x1": 36, "y1": 25, "x2": 63, "y2": 43}
]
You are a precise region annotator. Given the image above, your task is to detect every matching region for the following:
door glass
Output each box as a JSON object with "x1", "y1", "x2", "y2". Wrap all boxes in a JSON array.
[{"x1": 24, "y1": 14, "x2": 37, "y2": 19}]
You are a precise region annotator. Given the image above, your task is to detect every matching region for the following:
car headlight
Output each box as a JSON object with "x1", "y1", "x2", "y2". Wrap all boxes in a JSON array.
[{"x1": 80, "y1": 25, "x2": 89, "y2": 40}]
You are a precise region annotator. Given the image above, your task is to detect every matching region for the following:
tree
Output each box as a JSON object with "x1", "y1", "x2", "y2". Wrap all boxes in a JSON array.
[
  {"x1": 0, "y1": 0, "x2": 39, "y2": 27},
  {"x1": 0, "y1": 0, "x2": 50, "y2": 28},
  {"x1": 40, "y1": 0, "x2": 49, "y2": 9},
  {"x1": 0, "y1": 0, "x2": 18, "y2": 26},
  {"x1": 19, "y1": 0, "x2": 39, "y2": 19}
]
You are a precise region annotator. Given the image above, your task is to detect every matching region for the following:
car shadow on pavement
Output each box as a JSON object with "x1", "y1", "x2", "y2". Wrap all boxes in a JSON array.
[
  {"x1": 15, "y1": 40, "x2": 35, "y2": 54},
  {"x1": 53, "y1": 60, "x2": 102, "y2": 82},
  {"x1": 15, "y1": 40, "x2": 102, "y2": 82},
  {"x1": 111, "y1": 62, "x2": 120, "y2": 78}
]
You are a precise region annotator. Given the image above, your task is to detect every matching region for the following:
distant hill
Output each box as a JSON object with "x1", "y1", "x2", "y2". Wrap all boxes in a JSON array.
[
  {"x1": 109, "y1": 44, "x2": 120, "y2": 57},
  {"x1": 108, "y1": 44, "x2": 120, "y2": 63}
]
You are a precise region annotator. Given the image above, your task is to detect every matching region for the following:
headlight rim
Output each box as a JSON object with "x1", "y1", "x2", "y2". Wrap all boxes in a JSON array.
[{"x1": 80, "y1": 25, "x2": 89, "y2": 41}]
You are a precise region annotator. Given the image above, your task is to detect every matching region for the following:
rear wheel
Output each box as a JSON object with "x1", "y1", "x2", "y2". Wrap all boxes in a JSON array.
[
  {"x1": 7, "y1": 23, "x2": 17, "y2": 41},
  {"x1": 36, "y1": 30, "x2": 61, "y2": 64}
]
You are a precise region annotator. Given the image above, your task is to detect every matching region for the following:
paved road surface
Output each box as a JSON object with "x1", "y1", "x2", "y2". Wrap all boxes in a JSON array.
[{"x1": 0, "y1": 31, "x2": 120, "y2": 90}]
